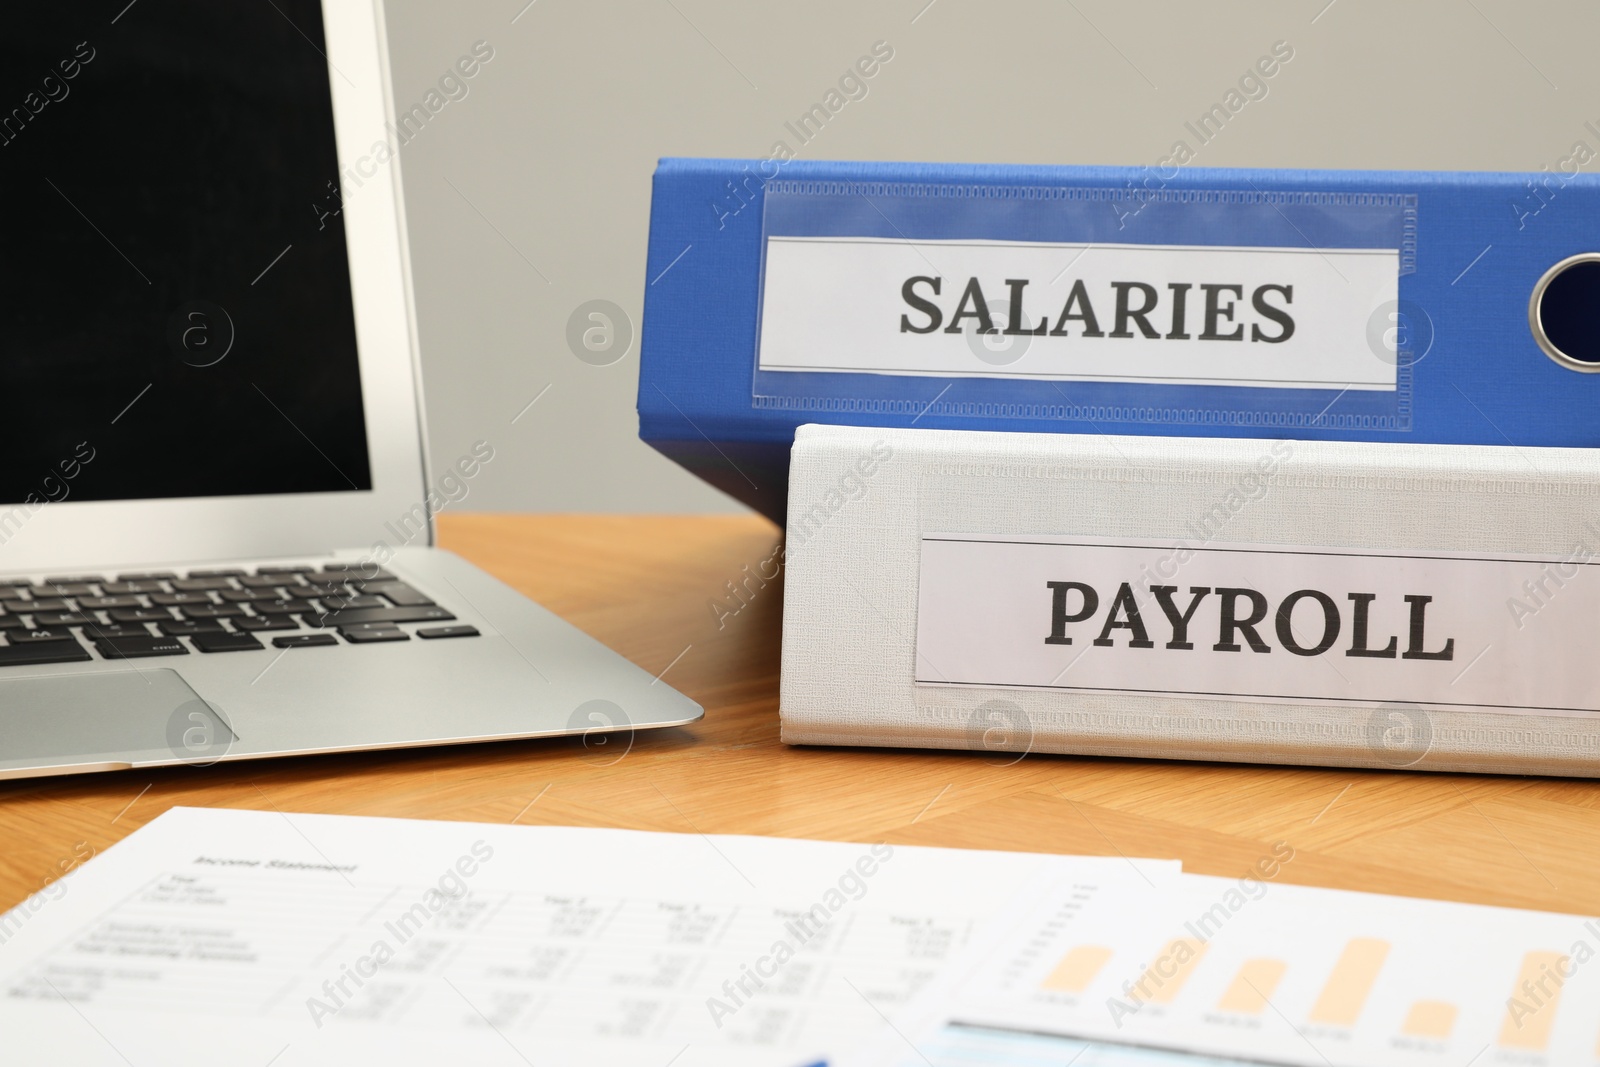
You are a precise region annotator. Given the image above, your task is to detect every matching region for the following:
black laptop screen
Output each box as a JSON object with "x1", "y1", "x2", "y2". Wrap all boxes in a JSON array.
[{"x1": 1, "y1": 1, "x2": 373, "y2": 506}]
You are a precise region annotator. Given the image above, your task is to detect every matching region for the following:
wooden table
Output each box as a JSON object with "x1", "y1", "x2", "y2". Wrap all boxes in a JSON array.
[{"x1": 3, "y1": 515, "x2": 1598, "y2": 917}]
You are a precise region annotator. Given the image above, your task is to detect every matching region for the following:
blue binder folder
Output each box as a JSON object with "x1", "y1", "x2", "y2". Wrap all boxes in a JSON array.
[{"x1": 638, "y1": 157, "x2": 1600, "y2": 521}]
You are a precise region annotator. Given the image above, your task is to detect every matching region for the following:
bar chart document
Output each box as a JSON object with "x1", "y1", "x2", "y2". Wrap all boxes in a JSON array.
[
  {"x1": 0, "y1": 807, "x2": 1177, "y2": 1067},
  {"x1": 861, "y1": 871, "x2": 1600, "y2": 1067}
]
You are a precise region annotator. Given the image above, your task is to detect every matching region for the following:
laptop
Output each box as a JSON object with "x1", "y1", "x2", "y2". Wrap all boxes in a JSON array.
[{"x1": 0, "y1": 1, "x2": 702, "y2": 779}]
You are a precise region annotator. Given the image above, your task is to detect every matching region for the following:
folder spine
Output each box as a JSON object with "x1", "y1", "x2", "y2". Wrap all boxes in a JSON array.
[
  {"x1": 781, "y1": 423, "x2": 1600, "y2": 777},
  {"x1": 642, "y1": 158, "x2": 1600, "y2": 521}
]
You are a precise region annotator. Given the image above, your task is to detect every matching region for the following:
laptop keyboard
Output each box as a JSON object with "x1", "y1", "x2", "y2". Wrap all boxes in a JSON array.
[{"x1": 0, "y1": 564, "x2": 479, "y2": 667}]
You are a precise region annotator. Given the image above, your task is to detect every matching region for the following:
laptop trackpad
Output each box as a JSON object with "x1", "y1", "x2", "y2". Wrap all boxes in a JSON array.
[{"x1": 0, "y1": 669, "x2": 236, "y2": 772}]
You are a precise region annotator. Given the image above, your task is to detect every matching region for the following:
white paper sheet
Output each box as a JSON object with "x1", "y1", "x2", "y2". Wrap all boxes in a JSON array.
[{"x1": 0, "y1": 807, "x2": 1177, "y2": 1067}]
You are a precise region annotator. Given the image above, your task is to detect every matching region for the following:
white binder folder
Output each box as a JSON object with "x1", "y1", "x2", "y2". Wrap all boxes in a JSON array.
[{"x1": 780, "y1": 424, "x2": 1600, "y2": 776}]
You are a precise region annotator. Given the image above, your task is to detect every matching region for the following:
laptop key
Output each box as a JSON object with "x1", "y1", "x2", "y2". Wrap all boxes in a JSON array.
[
  {"x1": 257, "y1": 565, "x2": 314, "y2": 575},
  {"x1": 34, "y1": 612, "x2": 95, "y2": 627},
  {"x1": 366, "y1": 582, "x2": 435, "y2": 606},
  {"x1": 231, "y1": 616, "x2": 297, "y2": 632},
  {"x1": 417, "y1": 625, "x2": 480, "y2": 640},
  {"x1": 190, "y1": 632, "x2": 264, "y2": 653},
  {"x1": 182, "y1": 604, "x2": 246, "y2": 619},
  {"x1": 319, "y1": 594, "x2": 384, "y2": 611},
  {"x1": 342, "y1": 626, "x2": 409, "y2": 643},
  {"x1": 321, "y1": 564, "x2": 393, "y2": 578},
  {"x1": 219, "y1": 589, "x2": 280, "y2": 603},
  {"x1": 273, "y1": 633, "x2": 339, "y2": 648},
  {"x1": 95, "y1": 635, "x2": 189, "y2": 659},
  {"x1": 151, "y1": 592, "x2": 215, "y2": 606},
  {"x1": 9, "y1": 628, "x2": 76, "y2": 644},
  {"x1": 117, "y1": 571, "x2": 177, "y2": 581},
  {"x1": 301, "y1": 581, "x2": 350, "y2": 596},
  {"x1": 38, "y1": 582, "x2": 95, "y2": 597},
  {"x1": 171, "y1": 577, "x2": 236, "y2": 592},
  {"x1": 101, "y1": 581, "x2": 166, "y2": 595},
  {"x1": 0, "y1": 617, "x2": 22, "y2": 630},
  {"x1": 0, "y1": 639, "x2": 90, "y2": 666},
  {"x1": 43, "y1": 575, "x2": 104, "y2": 586},
  {"x1": 254, "y1": 598, "x2": 313, "y2": 615},
  {"x1": 0, "y1": 586, "x2": 27, "y2": 599},
  {"x1": 76, "y1": 596, "x2": 142, "y2": 610},
  {"x1": 158, "y1": 619, "x2": 225, "y2": 636},
  {"x1": 18, "y1": 598, "x2": 68, "y2": 612},
  {"x1": 82, "y1": 623, "x2": 153, "y2": 641},
  {"x1": 344, "y1": 576, "x2": 401, "y2": 593},
  {"x1": 187, "y1": 568, "x2": 247, "y2": 578},
  {"x1": 313, "y1": 605, "x2": 455, "y2": 627},
  {"x1": 239, "y1": 574, "x2": 294, "y2": 589},
  {"x1": 109, "y1": 607, "x2": 176, "y2": 623}
]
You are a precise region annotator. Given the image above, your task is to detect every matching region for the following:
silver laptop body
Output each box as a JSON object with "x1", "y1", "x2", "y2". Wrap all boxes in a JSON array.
[{"x1": 0, "y1": 0, "x2": 701, "y2": 779}]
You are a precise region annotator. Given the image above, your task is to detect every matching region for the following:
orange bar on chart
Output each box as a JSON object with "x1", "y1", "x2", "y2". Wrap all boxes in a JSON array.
[
  {"x1": 1130, "y1": 938, "x2": 1208, "y2": 1005},
  {"x1": 1216, "y1": 958, "x2": 1287, "y2": 1015},
  {"x1": 1402, "y1": 1000, "x2": 1458, "y2": 1039},
  {"x1": 1308, "y1": 938, "x2": 1390, "y2": 1026},
  {"x1": 1041, "y1": 945, "x2": 1114, "y2": 993},
  {"x1": 1499, "y1": 951, "x2": 1569, "y2": 1051}
]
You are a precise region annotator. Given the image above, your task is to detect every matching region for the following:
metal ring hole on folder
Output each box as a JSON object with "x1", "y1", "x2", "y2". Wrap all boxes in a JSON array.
[{"x1": 1530, "y1": 254, "x2": 1600, "y2": 371}]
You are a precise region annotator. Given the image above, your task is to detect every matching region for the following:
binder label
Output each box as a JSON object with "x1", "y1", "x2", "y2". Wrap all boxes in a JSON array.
[
  {"x1": 759, "y1": 237, "x2": 1398, "y2": 391},
  {"x1": 915, "y1": 533, "x2": 1600, "y2": 716}
]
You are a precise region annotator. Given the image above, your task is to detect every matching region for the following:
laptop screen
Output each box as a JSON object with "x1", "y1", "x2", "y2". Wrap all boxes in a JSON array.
[{"x1": 2, "y1": 1, "x2": 373, "y2": 507}]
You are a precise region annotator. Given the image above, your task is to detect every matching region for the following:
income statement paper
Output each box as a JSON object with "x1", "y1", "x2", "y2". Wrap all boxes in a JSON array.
[{"x1": 0, "y1": 807, "x2": 1178, "y2": 1067}]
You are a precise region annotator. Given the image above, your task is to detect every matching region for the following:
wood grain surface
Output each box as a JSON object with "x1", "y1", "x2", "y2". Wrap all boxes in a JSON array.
[{"x1": 2, "y1": 514, "x2": 1597, "y2": 919}]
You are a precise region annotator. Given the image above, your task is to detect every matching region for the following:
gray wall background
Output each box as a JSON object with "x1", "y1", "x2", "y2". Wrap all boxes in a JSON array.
[{"x1": 382, "y1": 0, "x2": 1599, "y2": 515}]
